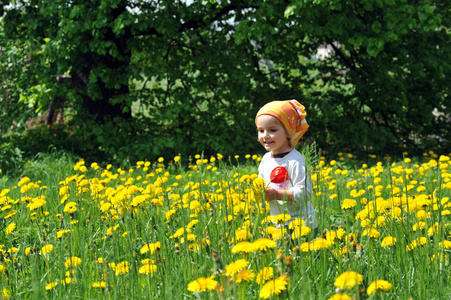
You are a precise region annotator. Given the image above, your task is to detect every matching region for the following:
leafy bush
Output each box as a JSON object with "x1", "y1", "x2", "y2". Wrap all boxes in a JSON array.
[{"x1": 0, "y1": 141, "x2": 23, "y2": 176}]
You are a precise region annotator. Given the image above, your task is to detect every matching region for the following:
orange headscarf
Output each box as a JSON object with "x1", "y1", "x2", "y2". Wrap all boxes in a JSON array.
[{"x1": 255, "y1": 100, "x2": 309, "y2": 146}]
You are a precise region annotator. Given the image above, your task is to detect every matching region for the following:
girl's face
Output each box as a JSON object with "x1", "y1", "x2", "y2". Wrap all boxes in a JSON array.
[{"x1": 256, "y1": 115, "x2": 292, "y2": 154}]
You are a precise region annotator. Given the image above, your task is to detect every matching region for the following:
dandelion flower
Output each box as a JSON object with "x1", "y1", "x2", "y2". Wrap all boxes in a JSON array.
[
  {"x1": 7, "y1": 247, "x2": 18, "y2": 253},
  {"x1": 232, "y1": 241, "x2": 254, "y2": 254},
  {"x1": 140, "y1": 242, "x2": 161, "y2": 254},
  {"x1": 256, "y1": 267, "x2": 274, "y2": 285},
  {"x1": 334, "y1": 271, "x2": 364, "y2": 290},
  {"x1": 45, "y1": 282, "x2": 58, "y2": 290},
  {"x1": 57, "y1": 229, "x2": 71, "y2": 239},
  {"x1": 381, "y1": 236, "x2": 397, "y2": 247},
  {"x1": 259, "y1": 275, "x2": 289, "y2": 299},
  {"x1": 63, "y1": 201, "x2": 77, "y2": 214},
  {"x1": 114, "y1": 261, "x2": 130, "y2": 275},
  {"x1": 65, "y1": 256, "x2": 82, "y2": 268},
  {"x1": 272, "y1": 214, "x2": 291, "y2": 225},
  {"x1": 310, "y1": 238, "x2": 331, "y2": 250},
  {"x1": 341, "y1": 199, "x2": 357, "y2": 210},
  {"x1": 187, "y1": 276, "x2": 218, "y2": 293},
  {"x1": 362, "y1": 228, "x2": 380, "y2": 239},
  {"x1": 92, "y1": 281, "x2": 106, "y2": 288},
  {"x1": 288, "y1": 218, "x2": 305, "y2": 229},
  {"x1": 235, "y1": 269, "x2": 255, "y2": 283},
  {"x1": 292, "y1": 226, "x2": 311, "y2": 239},
  {"x1": 367, "y1": 280, "x2": 393, "y2": 295},
  {"x1": 1, "y1": 288, "x2": 8, "y2": 299},
  {"x1": 170, "y1": 227, "x2": 186, "y2": 239},
  {"x1": 439, "y1": 240, "x2": 451, "y2": 249},
  {"x1": 252, "y1": 238, "x2": 277, "y2": 252},
  {"x1": 62, "y1": 277, "x2": 75, "y2": 285},
  {"x1": 225, "y1": 259, "x2": 249, "y2": 277},
  {"x1": 26, "y1": 197, "x2": 47, "y2": 210},
  {"x1": 40, "y1": 244, "x2": 54, "y2": 256},
  {"x1": 235, "y1": 228, "x2": 252, "y2": 241},
  {"x1": 0, "y1": 264, "x2": 6, "y2": 274},
  {"x1": 328, "y1": 294, "x2": 352, "y2": 300},
  {"x1": 139, "y1": 263, "x2": 157, "y2": 275},
  {"x1": 5, "y1": 222, "x2": 16, "y2": 234}
]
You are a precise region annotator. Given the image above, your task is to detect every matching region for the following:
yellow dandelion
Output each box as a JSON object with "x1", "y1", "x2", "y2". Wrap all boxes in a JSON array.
[
  {"x1": 187, "y1": 276, "x2": 217, "y2": 293},
  {"x1": 272, "y1": 214, "x2": 291, "y2": 224},
  {"x1": 362, "y1": 227, "x2": 380, "y2": 239},
  {"x1": 26, "y1": 197, "x2": 47, "y2": 210},
  {"x1": 140, "y1": 242, "x2": 161, "y2": 254},
  {"x1": 170, "y1": 227, "x2": 185, "y2": 239},
  {"x1": 232, "y1": 241, "x2": 254, "y2": 254},
  {"x1": 63, "y1": 201, "x2": 77, "y2": 214},
  {"x1": 341, "y1": 199, "x2": 357, "y2": 210},
  {"x1": 256, "y1": 267, "x2": 274, "y2": 285},
  {"x1": 45, "y1": 282, "x2": 58, "y2": 290},
  {"x1": 7, "y1": 247, "x2": 18, "y2": 253},
  {"x1": 225, "y1": 259, "x2": 249, "y2": 277},
  {"x1": 5, "y1": 222, "x2": 16, "y2": 234},
  {"x1": 381, "y1": 236, "x2": 397, "y2": 248},
  {"x1": 328, "y1": 294, "x2": 352, "y2": 300},
  {"x1": 252, "y1": 238, "x2": 277, "y2": 252},
  {"x1": 288, "y1": 218, "x2": 305, "y2": 229},
  {"x1": 92, "y1": 281, "x2": 106, "y2": 288},
  {"x1": 334, "y1": 271, "x2": 364, "y2": 290},
  {"x1": 310, "y1": 238, "x2": 331, "y2": 251},
  {"x1": 114, "y1": 261, "x2": 130, "y2": 275},
  {"x1": 367, "y1": 280, "x2": 393, "y2": 295},
  {"x1": 61, "y1": 277, "x2": 75, "y2": 285},
  {"x1": 139, "y1": 263, "x2": 157, "y2": 275},
  {"x1": 235, "y1": 228, "x2": 252, "y2": 241},
  {"x1": 259, "y1": 275, "x2": 289, "y2": 299},
  {"x1": 65, "y1": 256, "x2": 82, "y2": 268},
  {"x1": 57, "y1": 229, "x2": 71, "y2": 239},
  {"x1": 40, "y1": 244, "x2": 54, "y2": 256},
  {"x1": 439, "y1": 240, "x2": 451, "y2": 249},
  {"x1": 235, "y1": 269, "x2": 255, "y2": 283},
  {"x1": 1, "y1": 288, "x2": 8, "y2": 299},
  {"x1": 292, "y1": 226, "x2": 312, "y2": 239}
]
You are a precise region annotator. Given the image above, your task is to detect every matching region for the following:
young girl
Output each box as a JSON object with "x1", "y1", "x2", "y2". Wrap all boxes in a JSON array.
[{"x1": 255, "y1": 100, "x2": 316, "y2": 231}]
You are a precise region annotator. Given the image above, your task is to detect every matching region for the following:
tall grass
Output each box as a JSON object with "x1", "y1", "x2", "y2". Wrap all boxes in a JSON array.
[{"x1": 0, "y1": 148, "x2": 450, "y2": 299}]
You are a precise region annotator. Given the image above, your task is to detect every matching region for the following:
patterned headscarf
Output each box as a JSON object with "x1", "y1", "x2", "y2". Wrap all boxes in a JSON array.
[{"x1": 255, "y1": 100, "x2": 309, "y2": 146}]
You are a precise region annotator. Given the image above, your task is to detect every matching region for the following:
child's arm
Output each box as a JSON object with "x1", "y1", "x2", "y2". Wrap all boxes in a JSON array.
[{"x1": 264, "y1": 186, "x2": 294, "y2": 202}]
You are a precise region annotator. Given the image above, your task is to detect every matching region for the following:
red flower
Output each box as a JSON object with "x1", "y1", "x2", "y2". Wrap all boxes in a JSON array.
[{"x1": 270, "y1": 166, "x2": 289, "y2": 184}]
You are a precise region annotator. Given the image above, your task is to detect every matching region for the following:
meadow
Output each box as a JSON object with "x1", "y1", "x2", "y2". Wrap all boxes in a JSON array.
[{"x1": 0, "y1": 149, "x2": 450, "y2": 299}]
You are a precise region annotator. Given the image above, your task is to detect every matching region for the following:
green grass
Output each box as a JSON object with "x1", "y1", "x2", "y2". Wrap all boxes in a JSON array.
[{"x1": 0, "y1": 149, "x2": 450, "y2": 299}]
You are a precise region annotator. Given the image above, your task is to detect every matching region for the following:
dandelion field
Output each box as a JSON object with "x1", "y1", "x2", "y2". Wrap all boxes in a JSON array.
[{"x1": 1, "y1": 150, "x2": 451, "y2": 299}]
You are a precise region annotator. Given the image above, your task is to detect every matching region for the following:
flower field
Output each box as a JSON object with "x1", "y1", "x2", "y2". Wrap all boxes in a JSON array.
[{"x1": 1, "y1": 151, "x2": 451, "y2": 299}]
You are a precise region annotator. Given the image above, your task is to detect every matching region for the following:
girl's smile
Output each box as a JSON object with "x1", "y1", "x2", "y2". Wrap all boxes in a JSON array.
[{"x1": 256, "y1": 115, "x2": 293, "y2": 155}]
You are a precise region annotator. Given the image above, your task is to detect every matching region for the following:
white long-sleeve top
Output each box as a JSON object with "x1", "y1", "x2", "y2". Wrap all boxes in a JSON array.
[{"x1": 258, "y1": 149, "x2": 316, "y2": 228}]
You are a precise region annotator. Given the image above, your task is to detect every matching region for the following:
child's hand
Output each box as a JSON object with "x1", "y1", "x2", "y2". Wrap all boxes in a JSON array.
[
  {"x1": 264, "y1": 187, "x2": 278, "y2": 201},
  {"x1": 264, "y1": 187, "x2": 293, "y2": 202}
]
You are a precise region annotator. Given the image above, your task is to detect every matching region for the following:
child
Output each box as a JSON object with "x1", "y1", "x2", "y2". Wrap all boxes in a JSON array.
[{"x1": 255, "y1": 100, "x2": 316, "y2": 232}]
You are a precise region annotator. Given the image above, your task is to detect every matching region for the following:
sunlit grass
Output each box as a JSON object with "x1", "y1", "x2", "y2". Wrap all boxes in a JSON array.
[{"x1": 0, "y1": 149, "x2": 450, "y2": 299}]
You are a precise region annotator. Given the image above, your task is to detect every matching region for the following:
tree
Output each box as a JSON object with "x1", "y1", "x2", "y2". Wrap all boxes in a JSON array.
[{"x1": 1, "y1": 0, "x2": 450, "y2": 162}]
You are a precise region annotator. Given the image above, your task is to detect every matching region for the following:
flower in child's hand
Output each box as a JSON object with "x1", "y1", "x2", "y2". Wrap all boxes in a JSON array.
[{"x1": 270, "y1": 166, "x2": 289, "y2": 184}]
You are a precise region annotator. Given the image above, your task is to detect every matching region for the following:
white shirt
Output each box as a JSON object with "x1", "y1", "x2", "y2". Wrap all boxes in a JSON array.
[{"x1": 258, "y1": 149, "x2": 316, "y2": 228}]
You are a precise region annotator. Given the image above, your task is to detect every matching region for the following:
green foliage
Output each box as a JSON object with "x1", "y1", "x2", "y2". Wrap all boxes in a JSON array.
[
  {"x1": 1, "y1": 0, "x2": 450, "y2": 163},
  {"x1": 0, "y1": 142, "x2": 24, "y2": 176}
]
